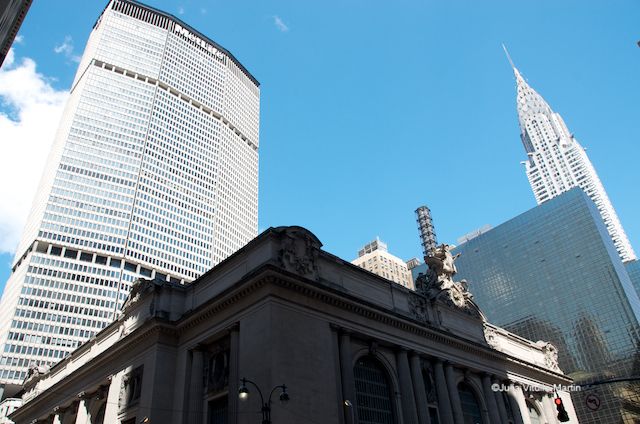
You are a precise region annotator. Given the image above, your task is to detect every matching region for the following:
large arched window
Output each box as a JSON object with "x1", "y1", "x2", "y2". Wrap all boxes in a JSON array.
[
  {"x1": 458, "y1": 382, "x2": 484, "y2": 424},
  {"x1": 526, "y1": 400, "x2": 542, "y2": 424},
  {"x1": 353, "y1": 356, "x2": 395, "y2": 424}
]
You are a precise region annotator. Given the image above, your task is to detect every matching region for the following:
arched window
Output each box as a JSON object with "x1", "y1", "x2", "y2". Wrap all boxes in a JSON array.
[
  {"x1": 353, "y1": 356, "x2": 395, "y2": 424},
  {"x1": 458, "y1": 382, "x2": 484, "y2": 424},
  {"x1": 526, "y1": 400, "x2": 542, "y2": 424},
  {"x1": 422, "y1": 367, "x2": 440, "y2": 424}
]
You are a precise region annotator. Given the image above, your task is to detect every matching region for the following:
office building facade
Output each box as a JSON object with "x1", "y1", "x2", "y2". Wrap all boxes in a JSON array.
[
  {"x1": 0, "y1": 0, "x2": 259, "y2": 384},
  {"x1": 453, "y1": 188, "x2": 640, "y2": 424},
  {"x1": 0, "y1": 0, "x2": 32, "y2": 67},
  {"x1": 509, "y1": 58, "x2": 635, "y2": 262},
  {"x1": 352, "y1": 238, "x2": 414, "y2": 289}
]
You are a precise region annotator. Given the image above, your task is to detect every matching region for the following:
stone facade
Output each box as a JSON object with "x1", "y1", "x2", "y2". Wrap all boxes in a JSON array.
[{"x1": 10, "y1": 227, "x2": 578, "y2": 424}]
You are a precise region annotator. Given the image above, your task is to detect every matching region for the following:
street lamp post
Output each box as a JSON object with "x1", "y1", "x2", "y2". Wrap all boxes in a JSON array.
[{"x1": 238, "y1": 377, "x2": 289, "y2": 424}]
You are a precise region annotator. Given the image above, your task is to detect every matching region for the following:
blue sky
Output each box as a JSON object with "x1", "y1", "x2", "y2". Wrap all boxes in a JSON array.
[{"x1": 1, "y1": 0, "x2": 639, "y2": 289}]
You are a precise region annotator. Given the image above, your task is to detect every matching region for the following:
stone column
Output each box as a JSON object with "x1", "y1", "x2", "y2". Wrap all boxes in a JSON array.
[
  {"x1": 511, "y1": 384, "x2": 531, "y2": 424},
  {"x1": 444, "y1": 363, "x2": 464, "y2": 424},
  {"x1": 541, "y1": 394, "x2": 557, "y2": 424},
  {"x1": 331, "y1": 325, "x2": 346, "y2": 424},
  {"x1": 492, "y1": 378, "x2": 509, "y2": 424},
  {"x1": 506, "y1": 391, "x2": 524, "y2": 424},
  {"x1": 103, "y1": 373, "x2": 122, "y2": 424},
  {"x1": 187, "y1": 347, "x2": 205, "y2": 424},
  {"x1": 409, "y1": 353, "x2": 431, "y2": 424},
  {"x1": 339, "y1": 331, "x2": 357, "y2": 424},
  {"x1": 228, "y1": 324, "x2": 240, "y2": 424},
  {"x1": 433, "y1": 359, "x2": 454, "y2": 424},
  {"x1": 396, "y1": 349, "x2": 419, "y2": 424},
  {"x1": 74, "y1": 394, "x2": 90, "y2": 424},
  {"x1": 52, "y1": 414, "x2": 62, "y2": 424},
  {"x1": 481, "y1": 374, "x2": 502, "y2": 424}
]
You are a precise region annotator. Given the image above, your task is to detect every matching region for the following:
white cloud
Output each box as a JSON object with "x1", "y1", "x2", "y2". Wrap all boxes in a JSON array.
[
  {"x1": 178, "y1": 6, "x2": 185, "y2": 15},
  {"x1": 0, "y1": 50, "x2": 68, "y2": 253},
  {"x1": 273, "y1": 16, "x2": 289, "y2": 32},
  {"x1": 54, "y1": 35, "x2": 81, "y2": 63},
  {"x1": 14, "y1": 35, "x2": 24, "y2": 44}
]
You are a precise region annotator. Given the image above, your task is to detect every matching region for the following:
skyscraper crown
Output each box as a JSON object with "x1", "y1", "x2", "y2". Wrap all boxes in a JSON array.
[{"x1": 503, "y1": 45, "x2": 552, "y2": 132}]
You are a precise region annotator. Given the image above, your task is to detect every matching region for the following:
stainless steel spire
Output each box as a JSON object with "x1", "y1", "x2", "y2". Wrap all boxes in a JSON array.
[{"x1": 505, "y1": 48, "x2": 635, "y2": 262}]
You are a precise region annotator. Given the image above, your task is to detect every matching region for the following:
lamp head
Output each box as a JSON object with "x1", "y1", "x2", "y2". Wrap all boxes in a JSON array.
[
  {"x1": 279, "y1": 385, "x2": 290, "y2": 403},
  {"x1": 238, "y1": 379, "x2": 249, "y2": 401}
]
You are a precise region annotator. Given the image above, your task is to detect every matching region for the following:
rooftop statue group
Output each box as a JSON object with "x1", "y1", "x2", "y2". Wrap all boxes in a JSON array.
[{"x1": 416, "y1": 244, "x2": 477, "y2": 312}]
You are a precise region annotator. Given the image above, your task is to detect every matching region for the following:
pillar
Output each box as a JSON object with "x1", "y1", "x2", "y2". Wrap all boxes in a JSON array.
[
  {"x1": 541, "y1": 394, "x2": 557, "y2": 424},
  {"x1": 74, "y1": 394, "x2": 90, "y2": 424},
  {"x1": 339, "y1": 331, "x2": 357, "y2": 424},
  {"x1": 492, "y1": 378, "x2": 509, "y2": 424},
  {"x1": 433, "y1": 359, "x2": 454, "y2": 424},
  {"x1": 187, "y1": 347, "x2": 205, "y2": 424},
  {"x1": 103, "y1": 373, "x2": 121, "y2": 424},
  {"x1": 397, "y1": 349, "x2": 419, "y2": 424},
  {"x1": 511, "y1": 384, "x2": 531, "y2": 424},
  {"x1": 481, "y1": 374, "x2": 502, "y2": 424},
  {"x1": 409, "y1": 353, "x2": 431, "y2": 424},
  {"x1": 228, "y1": 324, "x2": 240, "y2": 424},
  {"x1": 52, "y1": 414, "x2": 62, "y2": 424},
  {"x1": 444, "y1": 363, "x2": 464, "y2": 424}
]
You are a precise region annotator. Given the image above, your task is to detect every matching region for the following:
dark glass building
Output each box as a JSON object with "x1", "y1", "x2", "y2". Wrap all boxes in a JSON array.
[
  {"x1": 626, "y1": 260, "x2": 640, "y2": 296},
  {"x1": 452, "y1": 188, "x2": 640, "y2": 424}
]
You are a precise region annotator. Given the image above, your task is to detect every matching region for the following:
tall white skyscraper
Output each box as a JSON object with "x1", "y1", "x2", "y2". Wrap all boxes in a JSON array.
[
  {"x1": 508, "y1": 52, "x2": 635, "y2": 263},
  {"x1": 0, "y1": 0, "x2": 259, "y2": 384}
]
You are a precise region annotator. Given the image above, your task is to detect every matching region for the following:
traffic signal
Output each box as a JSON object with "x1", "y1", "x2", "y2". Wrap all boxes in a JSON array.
[{"x1": 554, "y1": 396, "x2": 570, "y2": 422}]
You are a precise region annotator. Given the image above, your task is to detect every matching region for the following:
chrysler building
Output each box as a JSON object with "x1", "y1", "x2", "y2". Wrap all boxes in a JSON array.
[{"x1": 507, "y1": 49, "x2": 635, "y2": 262}]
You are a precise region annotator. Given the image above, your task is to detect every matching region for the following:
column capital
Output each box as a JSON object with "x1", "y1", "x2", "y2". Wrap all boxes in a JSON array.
[
  {"x1": 443, "y1": 360, "x2": 456, "y2": 368},
  {"x1": 189, "y1": 343, "x2": 207, "y2": 352},
  {"x1": 225, "y1": 322, "x2": 240, "y2": 333},
  {"x1": 77, "y1": 391, "x2": 91, "y2": 400},
  {"x1": 340, "y1": 328, "x2": 353, "y2": 336},
  {"x1": 432, "y1": 357, "x2": 445, "y2": 365},
  {"x1": 408, "y1": 350, "x2": 422, "y2": 359}
]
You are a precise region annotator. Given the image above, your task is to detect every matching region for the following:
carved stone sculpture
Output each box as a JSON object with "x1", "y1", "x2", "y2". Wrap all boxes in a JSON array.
[
  {"x1": 535, "y1": 341, "x2": 561, "y2": 372},
  {"x1": 275, "y1": 226, "x2": 321, "y2": 280},
  {"x1": 413, "y1": 244, "x2": 483, "y2": 319},
  {"x1": 483, "y1": 326, "x2": 501, "y2": 349},
  {"x1": 25, "y1": 363, "x2": 50, "y2": 381}
]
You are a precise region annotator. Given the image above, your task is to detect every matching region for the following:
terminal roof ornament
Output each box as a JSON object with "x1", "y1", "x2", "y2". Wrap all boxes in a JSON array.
[
  {"x1": 535, "y1": 341, "x2": 561, "y2": 372},
  {"x1": 414, "y1": 244, "x2": 484, "y2": 319}
]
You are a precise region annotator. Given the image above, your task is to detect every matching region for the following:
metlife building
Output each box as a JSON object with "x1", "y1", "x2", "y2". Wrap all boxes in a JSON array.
[{"x1": 0, "y1": 0, "x2": 260, "y2": 384}]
